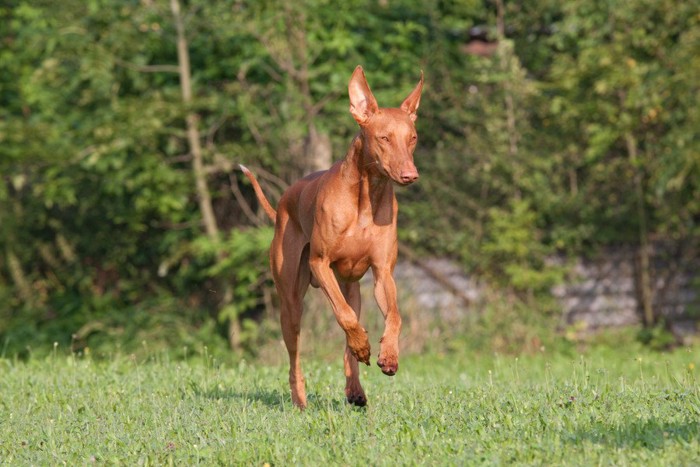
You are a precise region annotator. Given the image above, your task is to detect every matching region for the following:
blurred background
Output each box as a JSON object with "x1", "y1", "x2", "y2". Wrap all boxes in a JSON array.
[{"x1": 1, "y1": 0, "x2": 698, "y2": 361}]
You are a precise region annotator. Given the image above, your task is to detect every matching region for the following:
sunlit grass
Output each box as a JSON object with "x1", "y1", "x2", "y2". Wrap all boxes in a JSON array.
[{"x1": 1, "y1": 344, "x2": 698, "y2": 465}]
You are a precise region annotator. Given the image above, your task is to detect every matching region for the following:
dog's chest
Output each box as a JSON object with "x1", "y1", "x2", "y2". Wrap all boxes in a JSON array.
[
  {"x1": 331, "y1": 255, "x2": 371, "y2": 282},
  {"x1": 329, "y1": 226, "x2": 379, "y2": 281}
]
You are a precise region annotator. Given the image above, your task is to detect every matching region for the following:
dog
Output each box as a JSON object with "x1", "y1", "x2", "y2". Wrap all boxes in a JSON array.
[{"x1": 241, "y1": 65, "x2": 423, "y2": 408}]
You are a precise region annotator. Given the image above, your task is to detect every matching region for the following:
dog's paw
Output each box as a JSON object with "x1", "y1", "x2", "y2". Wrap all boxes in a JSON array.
[
  {"x1": 352, "y1": 344, "x2": 371, "y2": 366},
  {"x1": 377, "y1": 354, "x2": 399, "y2": 376},
  {"x1": 345, "y1": 388, "x2": 368, "y2": 407},
  {"x1": 347, "y1": 327, "x2": 371, "y2": 365}
]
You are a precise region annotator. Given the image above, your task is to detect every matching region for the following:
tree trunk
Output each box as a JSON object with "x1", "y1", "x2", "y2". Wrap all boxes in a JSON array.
[
  {"x1": 257, "y1": 2, "x2": 332, "y2": 175},
  {"x1": 170, "y1": 0, "x2": 218, "y2": 239},
  {"x1": 625, "y1": 132, "x2": 654, "y2": 327},
  {"x1": 6, "y1": 248, "x2": 32, "y2": 305},
  {"x1": 304, "y1": 123, "x2": 332, "y2": 172},
  {"x1": 494, "y1": 0, "x2": 521, "y2": 200},
  {"x1": 170, "y1": 0, "x2": 240, "y2": 349}
]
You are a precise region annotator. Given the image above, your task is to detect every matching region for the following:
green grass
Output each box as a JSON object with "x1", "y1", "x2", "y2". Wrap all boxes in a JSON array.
[{"x1": 1, "y1": 345, "x2": 698, "y2": 465}]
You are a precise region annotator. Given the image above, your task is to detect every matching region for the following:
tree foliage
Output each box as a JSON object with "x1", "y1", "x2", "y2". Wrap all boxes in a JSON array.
[{"x1": 1, "y1": 0, "x2": 698, "y2": 356}]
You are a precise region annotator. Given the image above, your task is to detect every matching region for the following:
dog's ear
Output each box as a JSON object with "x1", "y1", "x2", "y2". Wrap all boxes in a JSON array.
[
  {"x1": 400, "y1": 71, "x2": 424, "y2": 122},
  {"x1": 349, "y1": 66, "x2": 379, "y2": 126}
]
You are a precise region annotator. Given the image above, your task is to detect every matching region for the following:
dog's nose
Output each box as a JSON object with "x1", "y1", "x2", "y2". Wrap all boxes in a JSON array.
[{"x1": 400, "y1": 170, "x2": 419, "y2": 184}]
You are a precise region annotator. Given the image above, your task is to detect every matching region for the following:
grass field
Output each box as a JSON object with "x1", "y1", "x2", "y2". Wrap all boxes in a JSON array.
[{"x1": 1, "y1": 343, "x2": 698, "y2": 465}]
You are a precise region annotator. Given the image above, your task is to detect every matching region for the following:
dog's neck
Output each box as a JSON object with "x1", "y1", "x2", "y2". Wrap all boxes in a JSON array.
[{"x1": 342, "y1": 134, "x2": 395, "y2": 226}]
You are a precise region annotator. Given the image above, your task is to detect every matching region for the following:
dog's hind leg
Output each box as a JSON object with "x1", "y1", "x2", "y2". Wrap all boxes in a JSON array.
[
  {"x1": 271, "y1": 221, "x2": 311, "y2": 409},
  {"x1": 340, "y1": 281, "x2": 367, "y2": 406}
]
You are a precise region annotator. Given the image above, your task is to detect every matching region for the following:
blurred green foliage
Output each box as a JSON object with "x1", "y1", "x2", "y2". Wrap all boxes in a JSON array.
[{"x1": 1, "y1": 0, "x2": 698, "y2": 357}]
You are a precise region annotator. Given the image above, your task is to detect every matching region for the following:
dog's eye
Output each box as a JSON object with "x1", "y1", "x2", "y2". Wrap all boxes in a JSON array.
[
  {"x1": 411, "y1": 135, "x2": 417, "y2": 142},
  {"x1": 379, "y1": 136, "x2": 390, "y2": 142}
]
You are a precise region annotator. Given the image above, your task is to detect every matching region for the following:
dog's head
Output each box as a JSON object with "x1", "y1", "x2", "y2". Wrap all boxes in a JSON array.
[{"x1": 348, "y1": 66, "x2": 424, "y2": 186}]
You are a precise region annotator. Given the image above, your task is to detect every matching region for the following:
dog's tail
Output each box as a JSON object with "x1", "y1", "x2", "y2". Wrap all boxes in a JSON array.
[{"x1": 239, "y1": 165, "x2": 277, "y2": 222}]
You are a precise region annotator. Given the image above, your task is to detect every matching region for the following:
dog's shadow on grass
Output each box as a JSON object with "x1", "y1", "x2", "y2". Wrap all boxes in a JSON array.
[
  {"x1": 195, "y1": 386, "x2": 357, "y2": 412},
  {"x1": 569, "y1": 419, "x2": 699, "y2": 449},
  {"x1": 196, "y1": 387, "x2": 286, "y2": 408}
]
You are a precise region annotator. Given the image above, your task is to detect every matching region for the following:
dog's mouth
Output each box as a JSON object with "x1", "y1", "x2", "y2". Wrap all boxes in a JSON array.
[
  {"x1": 384, "y1": 169, "x2": 414, "y2": 187},
  {"x1": 387, "y1": 169, "x2": 420, "y2": 186},
  {"x1": 394, "y1": 168, "x2": 420, "y2": 186},
  {"x1": 371, "y1": 158, "x2": 419, "y2": 186},
  {"x1": 394, "y1": 178, "x2": 417, "y2": 187}
]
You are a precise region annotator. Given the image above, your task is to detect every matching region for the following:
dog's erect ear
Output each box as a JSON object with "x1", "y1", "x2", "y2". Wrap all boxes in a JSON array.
[
  {"x1": 349, "y1": 66, "x2": 379, "y2": 126},
  {"x1": 400, "y1": 71, "x2": 424, "y2": 122}
]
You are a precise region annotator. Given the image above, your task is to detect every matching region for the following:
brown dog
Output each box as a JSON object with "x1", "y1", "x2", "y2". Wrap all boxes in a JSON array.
[{"x1": 241, "y1": 66, "x2": 423, "y2": 408}]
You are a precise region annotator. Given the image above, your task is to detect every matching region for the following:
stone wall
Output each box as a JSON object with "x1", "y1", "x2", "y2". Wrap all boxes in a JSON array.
[
  {"x1": 551, "y1": 246, "x2": 699, "y2": 334},
  {"x1": 390, "y1": 246, "x2": 699, "y2": 334}
]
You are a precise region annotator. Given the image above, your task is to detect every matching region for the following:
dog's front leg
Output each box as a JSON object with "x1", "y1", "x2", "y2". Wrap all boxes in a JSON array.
[
  {"x1": 309, "y1": 257, "x2": 371, "y2": 365},
  {"x1": 372, "y1": 266, "x2": 402, "y2": 375}
]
